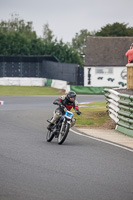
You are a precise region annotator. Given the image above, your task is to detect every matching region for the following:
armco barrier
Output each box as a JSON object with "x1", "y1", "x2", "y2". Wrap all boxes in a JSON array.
[{"x1": 104, "y1": 88, "x2": 133, "y2": 137}]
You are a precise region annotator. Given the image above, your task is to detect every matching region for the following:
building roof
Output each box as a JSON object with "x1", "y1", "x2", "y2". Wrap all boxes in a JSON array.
[
  {"x1": 0, "y1": 55, "x2": 59, "y2": 63},
  {"x1": 84, "y1": 37, "x2": 133, "y2": 66}
]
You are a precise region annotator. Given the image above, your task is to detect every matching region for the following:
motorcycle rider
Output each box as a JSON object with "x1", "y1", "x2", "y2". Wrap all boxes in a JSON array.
[{"x1": 47, "y1": 91, "x2": 81, "y2": 130}]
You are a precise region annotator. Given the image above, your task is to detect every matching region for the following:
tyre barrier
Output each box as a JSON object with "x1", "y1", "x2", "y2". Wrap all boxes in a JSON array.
[{"x1": 104, "y1": 88, "x2": 133, "y2": 137}]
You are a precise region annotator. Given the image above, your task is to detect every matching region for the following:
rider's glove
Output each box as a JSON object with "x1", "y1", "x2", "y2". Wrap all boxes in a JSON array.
[
  {"x1": 60, "y1": 104, "x2": 67, "y2": 112},
  {"x1": 75, "y1": 110, "x2": 81, "y2": 115},
  {"x1": 60, "y1": 104, "x2": 65, "y2": 109},
  {"x1": 53, "y1": 101, "x2": 61, "y2": 106}
]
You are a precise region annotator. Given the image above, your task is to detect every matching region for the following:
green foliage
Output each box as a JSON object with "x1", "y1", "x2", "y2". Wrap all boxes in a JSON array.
[
  {"x1": 0, "y1": 32, "x2": 29, "y2": 55},
  {"x1": 45, "y1": 40, "x2": 83, "y2": 65},
  {"x1": 71, "y1": 29, "x2": 91, "y2": 54},
  {"x1": 0, "y1": 14, "x2": 83, "y2": 66},
  {"x1": 43, "y1": 23, "x2": 55, "y2": 42},
  {"x1": 95, "y1": 22, "x2": 133, "y2": 36},
  {"x1": 0, "y1": 14, "x2": 36, "y2": 39},
  {"x1": 71, "y1": 22, "x2": 133, "y2": 55},
  {"x1": 1, "y1": 15, "x2": 133, "y2": 67}
]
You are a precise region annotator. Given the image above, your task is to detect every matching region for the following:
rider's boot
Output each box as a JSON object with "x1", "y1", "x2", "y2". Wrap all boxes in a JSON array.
[
  {"x1": 47, "y1": 116, "x2": 56, "y2": 130},
  {"x1": 47, "y1": 111, "x2": 61, "y2": 131},
  {"x1": 47, "y1": 123, "x2": 54, "y2": 130}
]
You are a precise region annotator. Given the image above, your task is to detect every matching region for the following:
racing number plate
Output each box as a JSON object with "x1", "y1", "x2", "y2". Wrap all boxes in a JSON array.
[{"x1": 65, "y1": 111, "x2": 73, "y2": 119}]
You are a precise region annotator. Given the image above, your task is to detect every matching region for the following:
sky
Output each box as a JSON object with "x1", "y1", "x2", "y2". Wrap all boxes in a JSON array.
[{"x1": 0, "y1": 0, "x2": 133, "y2": 43}]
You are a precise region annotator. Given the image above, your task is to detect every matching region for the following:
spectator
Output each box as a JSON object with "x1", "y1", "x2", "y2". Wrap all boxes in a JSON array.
[{"x1": 125, "y1": 43, "x2": 133, "y2": 63}]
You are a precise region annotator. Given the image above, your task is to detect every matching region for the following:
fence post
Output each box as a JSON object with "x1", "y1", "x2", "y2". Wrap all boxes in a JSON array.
[{"x1": 126, "y1": 63, "x2": 133, "y2": 89}]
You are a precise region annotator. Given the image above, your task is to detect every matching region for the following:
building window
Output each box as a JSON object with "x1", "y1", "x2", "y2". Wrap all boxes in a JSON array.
[{"x1": 95, "y1": 67, "x2": 113, "y2": 74}]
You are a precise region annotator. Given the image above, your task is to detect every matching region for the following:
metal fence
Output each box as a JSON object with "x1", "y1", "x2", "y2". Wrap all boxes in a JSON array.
[{"x1": 0, "y1": 56, "x2": 84, "y2": 85}]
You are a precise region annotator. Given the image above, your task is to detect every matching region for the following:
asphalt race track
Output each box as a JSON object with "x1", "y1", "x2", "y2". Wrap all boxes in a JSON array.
[{"x1": 0, "y1": 95, "x2": 133, "y2": 200}]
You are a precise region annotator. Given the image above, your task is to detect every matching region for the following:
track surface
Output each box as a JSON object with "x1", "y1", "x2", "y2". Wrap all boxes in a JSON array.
[{"x1": 0, "y1": 95, "x2": 133, "y2": 200}]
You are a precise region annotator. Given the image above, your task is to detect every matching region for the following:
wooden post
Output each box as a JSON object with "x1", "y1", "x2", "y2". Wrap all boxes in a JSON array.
[{"x1": 126, "y1": 63, "x2": 133, "y2": 89}]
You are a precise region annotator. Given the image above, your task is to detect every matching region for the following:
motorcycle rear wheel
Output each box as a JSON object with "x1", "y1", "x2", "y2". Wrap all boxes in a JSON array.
[{"x1": 58, "y1": 123, "x2": 70, "y2": 145}]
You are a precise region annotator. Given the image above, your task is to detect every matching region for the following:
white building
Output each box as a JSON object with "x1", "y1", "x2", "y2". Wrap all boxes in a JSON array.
[{"x1": 84, "y1": 37, "x2": 133, "y2": 88}]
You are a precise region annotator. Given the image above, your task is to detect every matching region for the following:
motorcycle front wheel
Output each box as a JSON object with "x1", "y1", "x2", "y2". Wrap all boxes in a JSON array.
[
  {"x1": 46, "y1": 130, "x2": 55, "y2": 142},
  {"x1": 58, "y1": 122, "x2": 70, "y2": 145}
]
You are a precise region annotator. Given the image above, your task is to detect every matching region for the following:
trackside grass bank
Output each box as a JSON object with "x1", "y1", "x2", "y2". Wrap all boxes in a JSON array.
[
  {"x1": 0, "y1": 86, "x2": 65, "y2": 96},
  {"x1": 74, "y1": 101, "x2": 112, "y2": 128}
]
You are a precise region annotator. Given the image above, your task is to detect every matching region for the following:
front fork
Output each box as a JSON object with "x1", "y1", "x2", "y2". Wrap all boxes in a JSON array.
[{"x1": 60, "y1": 118, "x2": 71, "y2": 133}]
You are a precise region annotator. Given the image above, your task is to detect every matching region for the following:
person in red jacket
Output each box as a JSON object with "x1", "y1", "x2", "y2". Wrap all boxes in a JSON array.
[
  {"x1": 125, "y1": 43, "x2": 133, "y2": 63},
  {"x1": 47, "y1": 91, "x2": 81, "y2": 130}
]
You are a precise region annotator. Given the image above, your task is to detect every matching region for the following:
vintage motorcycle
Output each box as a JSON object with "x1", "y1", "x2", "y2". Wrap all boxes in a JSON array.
[{"x1": 46, "y1": 108, "x2": 74, "y2": 145}]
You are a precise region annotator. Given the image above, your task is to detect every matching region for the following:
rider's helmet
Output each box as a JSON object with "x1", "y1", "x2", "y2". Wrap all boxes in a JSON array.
[{"x1": 67, "y1": 91, "x2": 76, "y2": 102}]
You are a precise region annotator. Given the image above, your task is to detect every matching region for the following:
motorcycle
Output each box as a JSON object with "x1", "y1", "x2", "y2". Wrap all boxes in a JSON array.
[{"x1": 46, "y1": 108, "x2": 74, "y2": 145}]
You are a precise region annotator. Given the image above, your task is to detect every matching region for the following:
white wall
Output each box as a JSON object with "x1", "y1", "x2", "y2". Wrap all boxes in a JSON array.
[
  {"x1": 0, "y1": 77, "x2": 46, "y2": 86},
  {"x1": 84, "y1": 66, "x2": 127, "y2": 87},
  {"x1": 51, "y1": 79, "x2": 70, "y2": 93},
  {"x1": 0, "y1": 78, "x2": 70, "y2": 92}
]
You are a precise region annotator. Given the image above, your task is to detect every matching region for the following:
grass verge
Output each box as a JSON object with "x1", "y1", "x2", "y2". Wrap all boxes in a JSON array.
[
  {"x1": 73, "y1": 101, "x2": 114, "y2": 129},
  {"x1": 0, "y1": 86, "x2": 65, "y2": 96}
]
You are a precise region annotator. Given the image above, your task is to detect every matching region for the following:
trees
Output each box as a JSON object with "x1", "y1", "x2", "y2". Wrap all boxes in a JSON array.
[
  {"x1": 71, "y1": 29, "x2": 92, "y2": 54},
  {"x1": 53, "y1": 40, "x2": 83, "y2": 65},
  {"x1": 42, "y1": 23, "x2": 55, "y2": 42},
  {"x1": 41, "y1": 39, "x2": 83, "y2": 65},
  {"x1": 95, "y1": 22, "x2": 133, "y2": 36},
  {"x1": 1, "y1": 15, "x2": 133, "y2": 66},
  {"x1": 0, "y1": 14, "x2": 36, "y2": 39},
  {"x1": 0, "y1": 32, "x2": 30, "y2": 55},
  {"x1": 0, "y1": 14, "x2": 38, "y2": 55},
  {"x1": 71, "y1": 22, "x2": 133, "y2": 57},
  {"x1": 0, "y1": 15, "x2": 83, "y2": 65}
]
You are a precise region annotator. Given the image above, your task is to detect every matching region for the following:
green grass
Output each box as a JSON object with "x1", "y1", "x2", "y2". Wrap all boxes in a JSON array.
[
  {"x1": 73, "y1": 101, "x2": 110, "y2": 127},
  {"x1": 0, "y1": 86, "x2": 65, "y2": 96}
]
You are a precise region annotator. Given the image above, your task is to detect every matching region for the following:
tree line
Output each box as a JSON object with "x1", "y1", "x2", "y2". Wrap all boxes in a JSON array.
[{"x1": 0, "y1": 14, "x2": 133, "y2": 66}]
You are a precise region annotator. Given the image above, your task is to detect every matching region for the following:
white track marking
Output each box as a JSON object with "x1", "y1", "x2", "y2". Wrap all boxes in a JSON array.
[{"x1": 70, "y1": 129, "x2": 133, "y2": 153}]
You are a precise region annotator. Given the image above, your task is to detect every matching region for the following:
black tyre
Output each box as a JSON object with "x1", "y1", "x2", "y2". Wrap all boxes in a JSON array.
[
  {"x1": 46, "y1": 130, "x2": 54, "y2": 142},
  {"x1": 58, "y1": 123, "x2": 70, "y2": 145}
]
